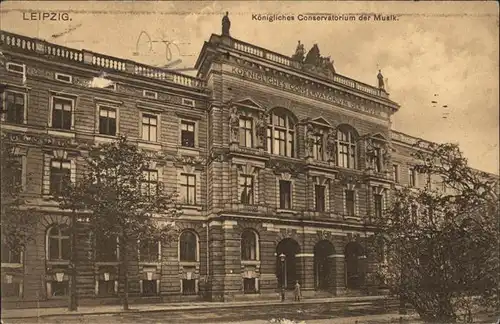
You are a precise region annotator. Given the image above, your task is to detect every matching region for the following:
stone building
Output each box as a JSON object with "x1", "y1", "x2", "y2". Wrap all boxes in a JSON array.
[{"x1": 0, "y1": 22, "x2": 445, "y2": 307}]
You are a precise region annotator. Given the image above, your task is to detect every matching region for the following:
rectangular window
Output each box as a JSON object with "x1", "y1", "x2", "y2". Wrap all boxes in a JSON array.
[
  {"x1": 182, "y1": 279, "x2": 196, "y2": 295},
  {"x1": 180, "y1": 121, "x2": 195, "y2": 148},
  {"x1": 239, "y1": 117, "x2": 253, "y2": 148},
  {"x1": 345, "y1": 190, "x2": 355, "y2": 216},
  {"x1": 374, "y1": 194, "x2": 383, "y2": 218},
  {"x1": 6, "y1": 62, "x2": 25, "y2": 74},
  {"x1": 141, "y1": 113, "x2": 158, "y2": 142},
  {"x1": 1, "y1": 243, "x2": 21, "y2": 264},
  {"x1": 338, "y1": 143, "x2": 349, "y2": 168},
  {"x1": 142, "y1": 170, "x2": 158, "y2": 197},
  {"x1": 274, "y1": 129, "x2": 286, "y2": 156},
  {"x1": 99, "y1": 106, "x2": 117, "y2": 136},
  {"x1": 279, "y1": 180, "x2": 292, "y2": 210},
  {"x1": 51, "y1": 281, "x2": 69, "y2": 297},
  {"x1": 5, "y1": 91, "x2": 25, "y2": 124},
  {"x1": 139, "y1": 241, "x2": 159, "y2": 263},
  {"x1": 243, "y1": 278, "x2": 257, "y2": 294},
  {"x1": 50, "y1": 160, "x2": 71, "y2": 196},
  {"x1": 180, "y1": 174, "x2": 196, "y2": 205},
  {"x1": 52, "y1": 97, "x2": 73, "y2": 130},
  {"x1": 409, "y1": 168, "x2": 416, "y2": 187},
  {"x1": 96, "y1": 236, "x2": 118, "y2": 262},
  {"x1": 55, "y1": 73, "x2": 72, "y2": 83},
  {"x1": 315, "y1": 185, "x2": 326, "y2": 212},
  {"x1": 239, "y1": 174, "x2": 254, "y2": 204},
  {"x1": 142, "y1": 280, "x2": 157, "y2": 296},
  {"x1": 1, "y1": 282, "x2": 20, "y2": 297},
  {"x1": 98, "y1": 280, "x2": 116, "y2": 296},
  {"x1": 312, "y1": 134, "x2": 324, "y2": 160},
  {"x1": 392, "y1": 164, "x2": 399, "y2": 183},
  {"x1": 143, "y1": 90, "x2": 158, "y2": 99},
  {"x1": 8, "y1": 156, "x2": 23, "y2": 190}
]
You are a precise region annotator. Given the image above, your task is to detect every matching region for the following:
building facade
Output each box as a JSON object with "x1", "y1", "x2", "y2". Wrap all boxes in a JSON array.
[{"x1": 0, "y1": 27, "x2": 439, "y2": 307}]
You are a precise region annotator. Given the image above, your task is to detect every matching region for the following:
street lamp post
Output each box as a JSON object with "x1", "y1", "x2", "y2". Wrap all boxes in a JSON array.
[{"x1": 279, "y1": 253, "x2": 286, "y2": 301}]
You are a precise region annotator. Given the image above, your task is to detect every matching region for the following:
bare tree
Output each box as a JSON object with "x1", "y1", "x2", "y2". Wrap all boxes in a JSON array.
[
  {"x1": 59, "y1": 136, "x2": 181, "y2": 310},
  {"x1": 376, "y1": 142, "x2": 499, "y2": 323}
]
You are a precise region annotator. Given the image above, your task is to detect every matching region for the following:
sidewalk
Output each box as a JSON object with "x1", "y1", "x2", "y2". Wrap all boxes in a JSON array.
[{"x1": 2, "y1": 295, "x2": 388, "y2": 320}]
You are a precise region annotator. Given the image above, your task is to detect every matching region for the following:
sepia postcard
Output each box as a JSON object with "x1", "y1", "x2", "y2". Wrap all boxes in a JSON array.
[{"x1": 0, "y1": 1, "x2": 498, "y2": 324}]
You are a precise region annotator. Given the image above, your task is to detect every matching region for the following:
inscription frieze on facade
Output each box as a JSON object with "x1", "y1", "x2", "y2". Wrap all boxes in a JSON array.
[
  {"x1": 2, "y1": 131, "x2": 88, "y2": 150},
  {"x1": 225, "y1": 63, "x2": 390, "y2": 119}
]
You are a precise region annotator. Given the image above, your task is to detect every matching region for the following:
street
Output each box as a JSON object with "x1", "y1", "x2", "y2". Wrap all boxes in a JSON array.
[{"x1": 2, "y1": 302, "x2": 404, "y2": 324}]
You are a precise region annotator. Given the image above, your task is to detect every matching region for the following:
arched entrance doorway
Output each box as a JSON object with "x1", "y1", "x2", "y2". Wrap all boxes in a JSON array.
[
  {"x1": 314, "y1": 240, "x2": 335, "y2": 291},
  {"x1": 276, "y1": 238, "x2": 300, "y2": 290},
  {"x1": 344, "y1": 242, "x2": 365, "y2": 289}
]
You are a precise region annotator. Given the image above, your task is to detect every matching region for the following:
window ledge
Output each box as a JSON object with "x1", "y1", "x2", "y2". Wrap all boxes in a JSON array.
[
  {"x1": 241, "y1": 260, "x2": 260, "y2": 266},
  {"x1": 179, "y1": 204, "x2": 203, "y2": 211},
  {"x1": 0, "y1": 123, "x2": 28, "y2": 132},
  {"x1": 46, "y1": 260, "x2": 70, "y2": 265},
  {"x1": 177, "y1": 146, "x2": 200, "y2": 156},
  {"x1": 179, "y1": 261, "x2": 198, "y2": 267},
  {"x1": 1, "y1": 263, "x2": 23, "y2": 268},
  {"x1": 47, "y1": 129, "x2": 76, "y2": 138},
  {"x1": 277, "y1": 209, "x2": 298, "y2": 215},
  {"x1": 138, "y1": 141, "x2": 162, "y2": 151},
  {"x1": 139, "y1": 261, "x2": 161, "y2": 266},
  {"x1": 94, "y1": 135, "x2": 117, "y2": 143},
  {"x1": 95, "y1": 261, "x2": 120, "y2": 266}
]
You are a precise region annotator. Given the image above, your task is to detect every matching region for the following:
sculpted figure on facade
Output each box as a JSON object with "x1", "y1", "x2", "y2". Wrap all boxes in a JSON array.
[
  {"x1": 229, "y1": 105, "x2": 240, "y2": 143},
  {"x1": 365, "y1": 137, "x2": 376, "y2": 169},
  {"x1": 305, "y1": 124, "x2": 316, "y2": 158},
  {"x1": 255, "y1": 111, "x2": 268, "y2": 149},
  {"x1": 325, "y1": 129, "x2": 337, "y2": 163},
  {"x1": 222, "y1": 12, "x2": 231, "y2": 37},
  {"x1": 377, "y1": 70, "x2": 385, "y2": 90},
  {"x1": 382, "y1": 145, "x2": 392, "y2": 171},
  {"x1": 291, "y1": 40, "x2": 305, "y2": 62}
]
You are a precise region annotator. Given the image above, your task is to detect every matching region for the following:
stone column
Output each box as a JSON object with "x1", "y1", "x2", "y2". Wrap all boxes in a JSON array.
[
  {"x1": 208, "y1": 221, "x2": 224, "y2": 301},
  {"x1": 296, "y1": 254, "x2": 314, "y2": 293},
  {"x1": 332, "y1": 254, "x2": 346, "y2": 295},
  {"x1": 222, "y1": 220, "x2": 241, "y2": 301}
]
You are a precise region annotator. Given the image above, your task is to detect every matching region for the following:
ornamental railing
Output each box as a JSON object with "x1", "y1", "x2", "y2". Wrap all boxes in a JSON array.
[
  {"x1": 223, "y1": 36, "x2": 389, "y2": 99},
  {"x1": 0, "y1": 30, "x2": 205, "y2": 90}
]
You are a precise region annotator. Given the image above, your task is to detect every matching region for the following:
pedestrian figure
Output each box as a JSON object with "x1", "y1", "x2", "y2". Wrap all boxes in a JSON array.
[{"x1": 294, "y1": 280, "x2": 301, "y2": 301}]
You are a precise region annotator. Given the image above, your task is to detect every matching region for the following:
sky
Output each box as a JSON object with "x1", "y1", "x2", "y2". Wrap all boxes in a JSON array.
[{"x1": 1, "y1": 1, "x2": 498, "y2": 174}]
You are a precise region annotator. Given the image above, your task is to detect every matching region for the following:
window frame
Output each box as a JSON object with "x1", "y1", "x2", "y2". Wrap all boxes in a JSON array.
[
  {"x1": 139, "y1": 240, "x2": 161, "y2": 263},
  {"x1": 314, "y1": 184, "x2": 326, "y2": 212},
  {"x1": 337, "y1": 127, "x2": 357, "y2": 169},
  {"x1": 239, "y1": 174, "x2": 254, "y2": 205},
  {"x1": 239, "y1": 116, "x2": 254, "y2": 148},
  {"x1": 46, "y1": 225, "x2": 70, "y2": 261},
  {"x1": 345, "y1": 189, "x2": 356, "y2": 217},
  {"x1": 6, "y1": 62, "x2": 25, "y2": 75},
  {"x1": 180, "y1": 119, "x2": 197, "y2": 148},
  {"x1": 140, "y1": 111, "x2": 159, "y2": 142},
  {"x1": 141, "y1": 169, "x2": 159, "y2": 198},
  {"x1": 2, "y1": 90, "x2": 27, "y2": 124},
  {"x1": 49, "y1": 159, "x2": 72, "y2": 197},
  {"x1": 49, "y1": 95, "x2": 75, "y2": 130},
  {"x1": 266, "y1": 110, "x2": 296, "y2": 157},
  {"x1": 179, "y1": 173, "x2": 197, "y2": 205},
  {"x1": 409, "y1": 167, "x2": 417, "y2": 187},
  {"x1": 97, "y1": 104, "x2": 119, "y2": 136},
  {"x1": 279, "y1": 180, "x2": 292, "y2": 210},
  {"x1": 373, "y1": 193, "x2": 383, "y2": 218},
  {"x1": 241, "y1": 229, "x2": 259, "y2": 261},
  {"x1": 178, "y1": 230, "x2": 199, "y2": 262}
]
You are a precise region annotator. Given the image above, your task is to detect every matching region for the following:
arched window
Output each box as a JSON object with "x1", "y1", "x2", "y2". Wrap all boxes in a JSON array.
[
  {"x1": 179, "y1": 230, "x2": 198, "y2": 262},
  {"x1": 47, "y1": 225, "x2": 70, "y2": 261},
  {"x1": 241, "y1": 229, "x2": 259, "y2": 261},
  {"x1": 266, "y1": 109, "x2": 296, "y2": 157},
  {"x1": 337, "y1": 126, "x2": 357, "y2": 169}
]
